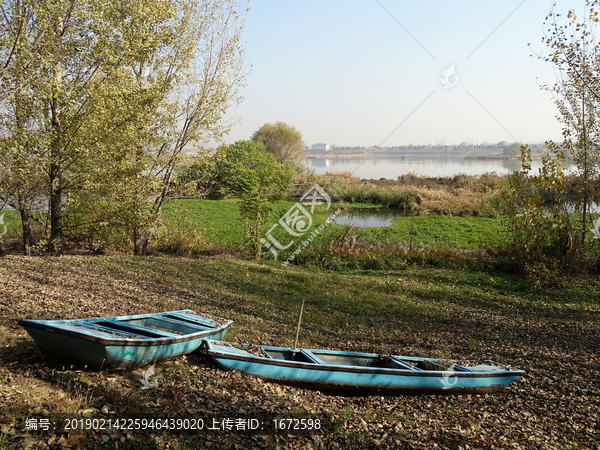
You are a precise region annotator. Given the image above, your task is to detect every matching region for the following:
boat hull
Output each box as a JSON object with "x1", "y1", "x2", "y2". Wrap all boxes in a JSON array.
[
  {"x1": 204, "y1": 341, "x2": 525, "y2": 395},
  {"x1": 20, "y1": 311, "x2": 232, "y2": 370}
]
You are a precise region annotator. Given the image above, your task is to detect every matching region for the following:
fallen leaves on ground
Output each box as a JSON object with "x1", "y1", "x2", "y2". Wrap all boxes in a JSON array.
[{"x1": 0, "y1": 255, "x2": 599, "y2": 449}]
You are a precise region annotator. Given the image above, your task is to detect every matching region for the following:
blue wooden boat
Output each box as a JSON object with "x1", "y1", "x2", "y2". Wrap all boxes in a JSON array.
[
  {"x1": 203, "y1": 340, "x2": 525, "y2": 394},
  {"x1": 19, "y1": 310, "x2": 232, "y2": 370}
]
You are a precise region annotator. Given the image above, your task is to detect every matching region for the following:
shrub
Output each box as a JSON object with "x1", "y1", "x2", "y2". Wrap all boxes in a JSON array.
[
  {"x1": 152, "y1": 216, "x2": 208, "y2": 256},
  {"x1": 503, "y1": 147, "x2": 599, "y2": 285}
]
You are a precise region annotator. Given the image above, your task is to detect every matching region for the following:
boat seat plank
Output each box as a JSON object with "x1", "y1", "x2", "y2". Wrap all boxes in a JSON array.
[
  {"x1": 97, "y1": 320, "x2": 176, "y2": 338},
  {"x1": 451, "y1": 365, "x2": 473, "y2": 372},
  {"x1": 299, "y1": 350, "x2": 326, "y2": 365},
  {"x1": 390, "y1": 356, "x2": 424, "y2": 371},
  {"x1": 60, "y1": 324, "x2": 128, "y2": 339},
  {"x1": 161, "y1": 312, "x2": 219, "y2": 328},
  {"x1": 212, "y1": 343, "x2": 254, "y2": 357},
  {"x1": 140, "y1": 315, "x2": 212, "y2": 332},
  {"x1": 73, "y1": 323, "x2": 151, "y2": 339}
]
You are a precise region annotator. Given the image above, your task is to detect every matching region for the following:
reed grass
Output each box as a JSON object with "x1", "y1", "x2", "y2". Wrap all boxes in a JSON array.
[{"x1": 290, "y1": 172, "x2": 511, "y2": 216}]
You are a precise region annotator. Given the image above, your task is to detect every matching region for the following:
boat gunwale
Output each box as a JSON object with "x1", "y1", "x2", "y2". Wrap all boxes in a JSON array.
[
  {"x1": 18, "y1": 311, "x2": 233, "y2": 347},
  {"x1": 160, "y1": 312, "x2": 220, "y2": 328},
  {"x1": 204, "y1": 342, "x2": 526, "y2": 379}
]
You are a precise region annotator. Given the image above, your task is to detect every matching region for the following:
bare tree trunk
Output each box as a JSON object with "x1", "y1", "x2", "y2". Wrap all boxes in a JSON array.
[
  {"x1": 48, "y1": 12, "x2": 64, "y2": 255},
  {"x1": 136, "y1": 166, "x2": 175, "y2": 255},
  {"x1": 133, "y1": 229, "x2": 149, "y2": 256},
  {"x1": 49, "y1": 160, "x2": 62, "y2": 254},
  {"x1": 13, "y1": 15, "x2": 34, "y2": 256},
  {"x1": 133, "y1": 229, "x2": 141, "y2": 255},
  {"x1": 18, "y1": 195, "x2": 33, "y2": 256},
  {"x1": 582, "y1": 89, "x2": 588, "y2": 245}
]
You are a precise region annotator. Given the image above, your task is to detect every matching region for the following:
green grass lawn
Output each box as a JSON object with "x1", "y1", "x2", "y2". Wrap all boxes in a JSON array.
[
  {"x1": 3, "y1": 200, "x2": 596, "y2": 271},
  {"x1": 162, "y1": 199, "x2": 246, "y2": 249},
  {"x1": 163, "y1": 199, "x2": 508, "y2": 255},
  {"x1": 353, "y1": 215, "x2": 507, "y2": 248},
  {"x1": 1, "y1": 200, "x2": 508, "y2": 268},
  {"x1": 0, "y1": 210, "x2": 25, "y2": 237}
]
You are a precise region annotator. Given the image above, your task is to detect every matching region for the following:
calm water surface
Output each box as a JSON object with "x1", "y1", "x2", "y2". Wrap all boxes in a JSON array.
[
  {"x1": 331, "y1": 208, "x2": 410, "y2": 228},
  {"x1": 305, "y1": 156, "x2": 568, "y2": 179}
]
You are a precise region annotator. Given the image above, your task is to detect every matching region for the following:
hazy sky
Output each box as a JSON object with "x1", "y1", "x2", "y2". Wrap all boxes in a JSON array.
[{"x1": 224, "y1": 0, "x2": 579, "y2": 148}]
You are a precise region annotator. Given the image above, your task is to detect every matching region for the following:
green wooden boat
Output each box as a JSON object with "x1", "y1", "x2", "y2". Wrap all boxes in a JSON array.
[{"x1": 19, "y1": 310, "x2": 232, "y2": 370}]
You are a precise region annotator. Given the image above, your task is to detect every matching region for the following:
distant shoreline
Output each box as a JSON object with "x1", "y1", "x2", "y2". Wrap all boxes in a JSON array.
[{"x1": 305, "y1": 151, "x2": 524, "y2": 160}]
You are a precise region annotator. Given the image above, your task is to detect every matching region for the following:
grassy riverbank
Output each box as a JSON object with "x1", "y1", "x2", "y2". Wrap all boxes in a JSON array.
[
  {"x1": 1, "y1": 254, "x2": 599, "y2": 449},
  {"x1": 161, "y1": 199, "x2": 508, "y2": 251},
  {"x1": 5, "y1": 197, "x2": 595, "y2": 276},
  {"x1": 1, "y1": 173, "x2": 597, "y2": 448}
]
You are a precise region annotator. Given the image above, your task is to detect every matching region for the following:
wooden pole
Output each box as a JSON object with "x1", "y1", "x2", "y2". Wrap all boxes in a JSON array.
[{"x1": 294, "y1": 297, "x2": 305, "y2": 349}]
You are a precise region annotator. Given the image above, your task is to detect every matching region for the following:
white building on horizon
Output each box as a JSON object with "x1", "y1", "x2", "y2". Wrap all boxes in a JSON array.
[{"x1": 311, "y1": 143, "x2": 330, "y2": 151}]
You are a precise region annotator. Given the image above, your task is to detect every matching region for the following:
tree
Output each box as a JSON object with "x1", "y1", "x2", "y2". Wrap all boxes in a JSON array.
[
  {"x1": 539, "y1": 1, "x2": 600, "y2": 244},
  {"x1": 251, "y1": 122, "x2": 306, "y2": 168},
  {"x1": 214, "y1": 140, "x2": 294, "y2": 258},
  {"x1": 175, "y1": 154, "x2": 222, "y2": 198},
  {"x1": 0, "y1": 0, "x2": 247, "y2": 255},
  {"x1": 0, "y1": 0, "x2": 56, "y2": 254},
  {"x1": 502, "y1": 0, "x2": 600, "y2": 282},
  {"x1": 506, "y1": 146, "x2": 576, "y2": 285},
  {"x1": 503, "y1": 143, "x2": 521, "y2": 156},
  {"x1": 129, "y1": 0, "x2": 246, "y2": 255},
  {"x1": 0, "y1": 0, "x2": 52, "y2": 110},
  {"x1": 0, "y1": 0, "x2": 180, "y2": 253},
  {"x1": 0, "y1": 142, "x2": 45, "y2": 255}
]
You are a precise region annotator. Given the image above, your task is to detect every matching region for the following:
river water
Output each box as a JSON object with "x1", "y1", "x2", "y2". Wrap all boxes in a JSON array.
[
  {"x1": 305, "y1": 156, "x2": 599, "y2": 227},
  {"x1": 304, "y1": 156, "x2": 565, "y2": 179},
  {"x1": 330, "y1": 208, "x2": 411, "y2": 228}
]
